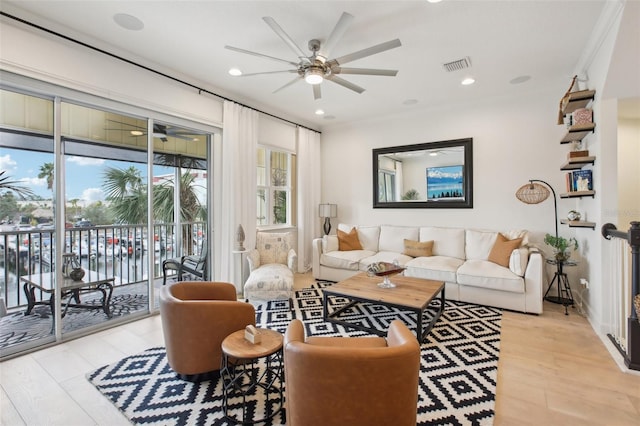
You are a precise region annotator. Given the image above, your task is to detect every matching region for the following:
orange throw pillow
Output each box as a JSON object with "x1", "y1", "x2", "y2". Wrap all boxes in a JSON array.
[
  {"x1": 488, "y1": 233, "x2": 523, "y2": 267},
  {"x1": 337, "y1": 228, "x2": 363, "y2": 251},
  {"x1": 403, "y1": 239, "x2": 434, "y2": 257}
]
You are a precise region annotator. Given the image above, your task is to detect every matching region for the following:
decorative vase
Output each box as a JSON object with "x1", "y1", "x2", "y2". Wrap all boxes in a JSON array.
[
  {"x1": 554, "y1": 251, "x2": 570, "y2": 263},
  {"x1": 235, "y1": 225, "x2": 245, "y2": 251},
  {"x1": 567, "y1": 210, "x2": 581, "y2": 221},
  {"x1": 62, "y1": 253, "x2": 85, "y2": 281}
]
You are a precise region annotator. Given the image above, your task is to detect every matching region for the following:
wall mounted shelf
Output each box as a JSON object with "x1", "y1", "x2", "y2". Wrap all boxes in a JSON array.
[
  {"x1": 560, "y1": 190, "x2": 595, "y2": 199},
  {"x1": 560, "y1": 219, "x2": 596, "y2": 229},
  {"x1": 560, "y1": 123, "x2": 596, "y2": 144},
  {"x1": 560, "y1": 156, "x2": 596, "y2": 170},
  {"x1": 561, "y1": 89, "x2": 596, "y2": 115}
]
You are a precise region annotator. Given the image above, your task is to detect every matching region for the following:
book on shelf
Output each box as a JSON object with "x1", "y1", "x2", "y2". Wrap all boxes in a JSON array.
[{"x1": 565, "y1": 169, "x2": 593, "y2": 192}]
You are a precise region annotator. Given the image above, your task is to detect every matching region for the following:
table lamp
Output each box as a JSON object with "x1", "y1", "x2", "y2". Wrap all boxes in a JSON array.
[{"x1": 319, "y1": 203, "x2": 338, "y2": 235}]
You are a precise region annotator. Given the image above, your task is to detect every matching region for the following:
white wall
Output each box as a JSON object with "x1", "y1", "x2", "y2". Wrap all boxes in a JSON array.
[
  {"x1": 617, "y1": 117, "x2": 640, "y2": 226},
  {"x1": 321, "y1": 90, "x2": 570, "y2": 242}
]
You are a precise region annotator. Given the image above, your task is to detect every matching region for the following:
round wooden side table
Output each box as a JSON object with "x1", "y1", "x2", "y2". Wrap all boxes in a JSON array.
[{"x1": 220, "y1": 328, "x2": 284, "y2": 424}]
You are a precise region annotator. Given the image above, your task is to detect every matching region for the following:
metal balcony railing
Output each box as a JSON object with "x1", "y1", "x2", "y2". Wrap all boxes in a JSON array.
[{"x1": 0, "y1": 222, "x2": 206, "y2": 311}]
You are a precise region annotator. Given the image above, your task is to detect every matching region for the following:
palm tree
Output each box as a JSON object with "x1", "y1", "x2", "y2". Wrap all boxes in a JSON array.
[
  {"x1": 38, "y1": 162, "x2": 54, "y2": 193},
  {"x1": 153, "y1": 171, "x2": 204, "y2": 255},
  {"x1": 0, "y1": 171, "x2": 35, "y2": 200},
  {"x1": 102, "y1": 166, "x2": 147, "y2": 225}
]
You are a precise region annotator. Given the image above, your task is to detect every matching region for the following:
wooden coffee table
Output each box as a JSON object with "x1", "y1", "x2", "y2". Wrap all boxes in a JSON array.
[{"x1": 322, "y1": 272, "x2": 445, "y2": 343}]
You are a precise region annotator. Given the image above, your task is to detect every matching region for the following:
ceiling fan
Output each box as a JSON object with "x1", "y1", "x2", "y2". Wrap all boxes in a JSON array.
[
  {"x1": 225, "y1": 12, "x2": 401, "y2": 100},
  {"x1": 105, "y1": 121, "x2": 197, "y2": 142}
]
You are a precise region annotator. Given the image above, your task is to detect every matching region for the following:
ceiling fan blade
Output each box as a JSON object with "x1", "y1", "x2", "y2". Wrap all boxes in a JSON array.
[
  {"x1": 262, "y1": 16, "x2": 310, "y2": 63},
  {"x1": 326, "y1": 75, "x2": 365, "y2": 94},
  {"x1": 317, "y1": 12, "x2": 354, "y2": 62},
  {"x1": 239, "y1": 70, "x2": 299, "y2": 77},
  {"x1": 273, "y1": 76, "x2": 302, "y2": 94},
  {"x1": 313, "y1": 84, "x2": 321, "y2": 100},
  {"x1": 333, "y1": 67, "x2": 398, "y2": 76},
  {"x1": 330, "y1": 39, "x2": 402, "y2": 66},
  {"x1": 225, "y1": 45, "x2": 299, "y2": 67}
]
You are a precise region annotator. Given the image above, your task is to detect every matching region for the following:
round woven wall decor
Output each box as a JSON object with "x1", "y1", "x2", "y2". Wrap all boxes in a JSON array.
[{"x1": 515, "y1": 182, "x2": 550, "y2": 205}]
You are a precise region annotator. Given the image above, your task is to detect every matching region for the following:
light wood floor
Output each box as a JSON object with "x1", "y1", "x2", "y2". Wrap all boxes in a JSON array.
[{"x1": 1, "y1": 272, "x2": 639, "y2": 425}]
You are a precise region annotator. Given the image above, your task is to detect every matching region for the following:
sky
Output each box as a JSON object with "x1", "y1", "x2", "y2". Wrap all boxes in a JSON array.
[{"x1": 0, "y1": 147, "x2": 171, "y2": 204}]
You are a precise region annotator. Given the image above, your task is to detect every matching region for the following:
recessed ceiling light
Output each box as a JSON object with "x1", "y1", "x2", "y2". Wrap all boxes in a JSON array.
[
  {"x1": 403, "y1": 99, "x2": 418, "y2": 106},
  {"x1": 427, "y1": 0, "x2": 443, "y2": 3},
  {"x1": 461, "y1": 77, "x2": 476, "y2": 86},
  {"x1": 429, "y1": 152, "x2": 438, "y2": 156},
  {"x1": 113, "y1": 13, "x2": 144, "y2": 31},
  {"x1": 510, "y1": 75, "x2": 531, "y2": 84},
  {"x1": 315, "y1": 109, "x2": 325, "y2": 115},
  {"x1": 130, "y1": 130, "x2": 144, "y2": 136},
  {"x1": 228, "y1": 68, "x2": 242, "y2": 76}
]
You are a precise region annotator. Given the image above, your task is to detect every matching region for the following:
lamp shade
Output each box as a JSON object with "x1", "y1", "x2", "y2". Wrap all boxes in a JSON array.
[
  {"x1": 515, "y1": 182, "x2": 550, "y2": 205},
  {"x1": 318, "y1": 203, "x2": 337, "y2": 218}
]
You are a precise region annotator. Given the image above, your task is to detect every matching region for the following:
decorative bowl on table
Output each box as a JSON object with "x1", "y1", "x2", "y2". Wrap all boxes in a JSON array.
[{"x1": 366, "y1": 261, "x2": 405, "y2": 288}]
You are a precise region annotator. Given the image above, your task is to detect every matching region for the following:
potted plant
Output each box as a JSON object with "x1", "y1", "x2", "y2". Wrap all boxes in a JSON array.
[{"x1": 544, "y1": 234, "x2": 578, "y2": 262}]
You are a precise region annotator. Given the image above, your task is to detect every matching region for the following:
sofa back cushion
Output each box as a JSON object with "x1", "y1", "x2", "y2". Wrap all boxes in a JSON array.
[
  {"x1": 419, "y1": 227, "x2": 466, "y2": 259},
  {"x1": 465, "y1": 229, "x2": 498, "y2": 260},
  {"x1": 337, "y1": 224, "x2": 380, "y2": 252},
  {"x1": 356, "y1": 226, "x2": 381, "y2": 252},
  {"x1": 379, "y1": 226, "x2": 419, "y2": 253}
]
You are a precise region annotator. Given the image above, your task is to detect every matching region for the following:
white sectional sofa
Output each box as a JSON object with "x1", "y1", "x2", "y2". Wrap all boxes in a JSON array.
[{"x1": 312, "y1": 224, "x2": 544, "y2": 314}]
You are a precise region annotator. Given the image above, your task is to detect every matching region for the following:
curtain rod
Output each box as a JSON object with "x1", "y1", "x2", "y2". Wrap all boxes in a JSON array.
[{"x1": 1, "y1": 11, "x2": 321, "y2": 134}]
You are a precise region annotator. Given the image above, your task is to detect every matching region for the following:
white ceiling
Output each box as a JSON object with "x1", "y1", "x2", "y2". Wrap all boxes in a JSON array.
[{"x1": 2, "y1": 0, "x2": 609, "y2": 130}]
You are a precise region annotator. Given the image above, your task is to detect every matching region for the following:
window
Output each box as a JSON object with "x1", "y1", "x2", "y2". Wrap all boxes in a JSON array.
[{"x1": 257, "y1": 147, "x2": 295, "y2": 227}]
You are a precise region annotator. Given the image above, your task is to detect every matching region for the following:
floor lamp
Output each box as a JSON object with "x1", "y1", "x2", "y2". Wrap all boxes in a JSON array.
[{"x1": 515, "y1": 179, "x2": 558, "y2": 239}]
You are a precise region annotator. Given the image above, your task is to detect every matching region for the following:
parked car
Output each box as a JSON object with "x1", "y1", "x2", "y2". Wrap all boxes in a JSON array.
[{"x1": 75, "y1": 220, "x2": 93, "y2": 228}]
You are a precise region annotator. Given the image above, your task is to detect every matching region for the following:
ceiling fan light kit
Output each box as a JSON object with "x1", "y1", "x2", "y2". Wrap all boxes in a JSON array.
[{"x1": 225, "y1": 12, "x2": 401, "y2": 100}]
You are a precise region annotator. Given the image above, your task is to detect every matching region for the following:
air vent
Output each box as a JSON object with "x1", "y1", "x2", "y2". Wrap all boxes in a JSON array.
[{"x1": 443, "y1": 57, "x2": 471, "y2": 72}]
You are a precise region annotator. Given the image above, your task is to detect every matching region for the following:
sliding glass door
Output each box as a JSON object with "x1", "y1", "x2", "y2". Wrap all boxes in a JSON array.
[{"x1": 0, "y1": 84, "x2": 212, "y2": 358}]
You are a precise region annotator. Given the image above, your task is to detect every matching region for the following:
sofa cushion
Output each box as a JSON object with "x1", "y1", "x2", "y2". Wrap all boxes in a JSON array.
[
  {"x1": 356, "y1": 226, "x2": 381, "y2": 252},
  {"x1": 403, "y1": 239, "x2": 434, "y2": 258},
  {"x1": 405, "y1": 256, "x2": 464, "y2": 282},
  {"x1": 379, "y1": 225, "x2": 419, "y2": 253},
  {"x1": 321, "y1": 250, "x2": 375, "y2": 271},
  {"x1": 359, "y1": 252, "x2": 414, "y2": 270},
  {"x1": 322, "y1": 234, "x2": 339, "y2": 253},
  {"x1": 465, "y1": 229, "x2": 498, "y2": 260},
  {"x1": 419, "y1": 227, "x2": 466, "y2": 259},
  {"x1": 509, "y1": 247, "x2": 529, "y2": 276},
  {"x1": 488, "y1": 234, "x2": 523, "y2": 267},
  {"x1": 457, "y1": 260, "x2": 524, "y2": 293},
  {"x1": 338, "y1": 228, "x2": 363, "y2": 251}
]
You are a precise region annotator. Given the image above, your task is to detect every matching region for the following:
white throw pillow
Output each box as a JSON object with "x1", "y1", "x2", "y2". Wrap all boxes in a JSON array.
[{"x1": 509, "y1": 247, "x2": 529, "y2": 276}]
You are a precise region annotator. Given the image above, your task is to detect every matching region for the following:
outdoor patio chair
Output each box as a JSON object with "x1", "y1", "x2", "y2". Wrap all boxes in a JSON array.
[{"x1": 162, "y1": 243, "x2": 207, "y2": 285}]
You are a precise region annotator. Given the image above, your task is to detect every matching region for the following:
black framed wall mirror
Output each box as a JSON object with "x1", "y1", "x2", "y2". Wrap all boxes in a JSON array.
[{"x1": 373, "y1": 138, "x2": 473, "y2": 208}]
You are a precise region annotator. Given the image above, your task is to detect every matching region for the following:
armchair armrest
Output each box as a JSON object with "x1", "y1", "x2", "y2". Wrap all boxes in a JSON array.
[{"x1": 287, "y1": 249, "x2": 298, "y2": 273}]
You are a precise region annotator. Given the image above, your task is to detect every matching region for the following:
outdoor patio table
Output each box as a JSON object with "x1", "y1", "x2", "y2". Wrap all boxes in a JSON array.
[{"x1": 20, "y1": 271, "x2": 115, "y2": 319}]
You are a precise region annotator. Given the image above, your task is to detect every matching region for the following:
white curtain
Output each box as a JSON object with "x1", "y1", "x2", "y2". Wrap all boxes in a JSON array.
[
  {"x1": 217, "y1": 101, "x2": 258, "y2": 290},
  {"x1": 296, "y1": 126, "x2": 322, "y2": 273}
]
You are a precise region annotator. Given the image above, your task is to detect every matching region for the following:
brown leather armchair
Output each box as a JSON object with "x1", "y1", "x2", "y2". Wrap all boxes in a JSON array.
[
  {"x1": 283, "y1": 319, "x2": 421, "y2": 426},
  {"x1": 159, "y1": 281, "x2": 255, "y2": 381}
]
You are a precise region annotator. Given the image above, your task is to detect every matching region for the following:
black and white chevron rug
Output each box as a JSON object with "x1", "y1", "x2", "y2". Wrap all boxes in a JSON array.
[{"x1": 87, "y1": 281, "x2": 501, "y2": 425}]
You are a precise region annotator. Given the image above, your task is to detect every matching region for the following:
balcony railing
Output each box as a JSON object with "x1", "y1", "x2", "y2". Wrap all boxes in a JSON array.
[{"x1": 0, "y1": 222, "x2": 206, "y2": 311}]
